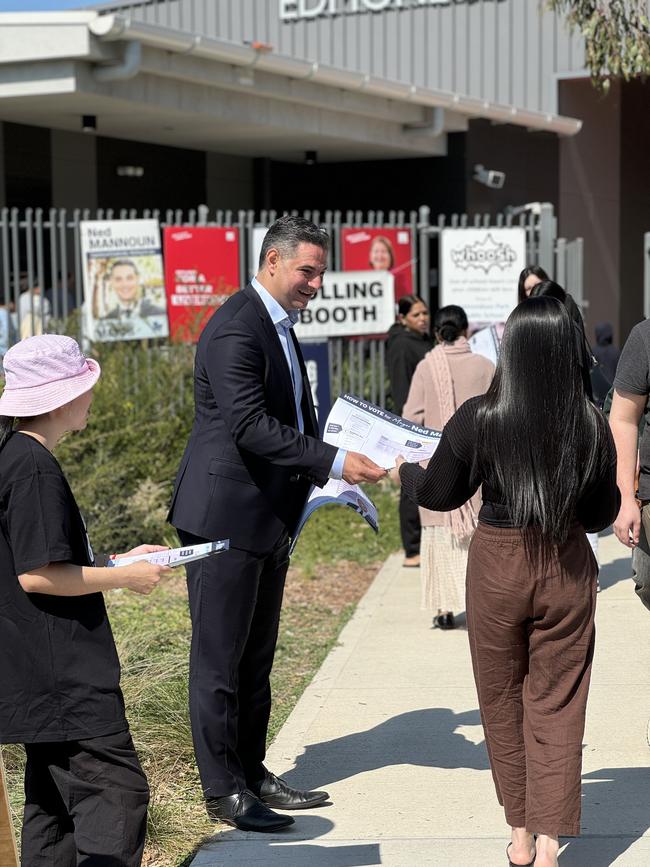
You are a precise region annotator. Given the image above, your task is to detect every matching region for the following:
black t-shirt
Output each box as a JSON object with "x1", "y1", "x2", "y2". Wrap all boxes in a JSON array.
[
  {"x1": 0, "y1": 432, "x2": 126, "y2": 744},
  {"x1": 613, "y1": 319, "x2": 650, "y2": 500}
]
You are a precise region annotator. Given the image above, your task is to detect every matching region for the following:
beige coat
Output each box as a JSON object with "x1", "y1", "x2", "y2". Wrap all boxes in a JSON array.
[{"x1": 402, "y1": 337, "x2": 495, "y2": 528}]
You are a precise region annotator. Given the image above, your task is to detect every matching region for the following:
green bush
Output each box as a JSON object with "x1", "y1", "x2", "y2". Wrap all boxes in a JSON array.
[{"x1": 56, "y1": 341, "x2": 195, "y2": 553}]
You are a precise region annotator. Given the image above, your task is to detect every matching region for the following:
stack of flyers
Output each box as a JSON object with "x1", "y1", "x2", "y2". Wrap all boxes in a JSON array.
[{"x1": 107, "y1": 540, "x2": 229, "y2": 569}]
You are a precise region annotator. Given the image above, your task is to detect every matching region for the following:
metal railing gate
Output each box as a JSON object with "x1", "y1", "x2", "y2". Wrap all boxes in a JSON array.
[{"x1": 0, "y1": 203, "x2": 582, "y2": 409}]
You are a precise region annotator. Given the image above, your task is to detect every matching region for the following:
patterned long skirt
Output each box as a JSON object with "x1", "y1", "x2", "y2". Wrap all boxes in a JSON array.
[{"x1": 420, "y1": 525, "x2": 471, "y2": 613}]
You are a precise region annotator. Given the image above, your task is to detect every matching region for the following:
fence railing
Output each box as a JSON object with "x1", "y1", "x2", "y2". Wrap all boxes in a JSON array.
[{"x1": 0, "y1": 203, "x2": 580, "y2": 409}]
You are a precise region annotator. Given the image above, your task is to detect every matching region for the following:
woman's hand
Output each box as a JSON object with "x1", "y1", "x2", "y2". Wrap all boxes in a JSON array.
[
  {"x1": 121, "y1": 560, "x2": 170, "y2": 595},
  {"x1": 113, "y1": 544, "x2": 169, "y2": 560},
  {"x1": 389, "y1": 455, "x2": 406, "y2": 485}
]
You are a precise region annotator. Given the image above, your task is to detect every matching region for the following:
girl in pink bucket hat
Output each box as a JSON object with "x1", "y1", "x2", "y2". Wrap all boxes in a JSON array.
[{"x1": 0, "y1": 334, "x2": 169, "y2": 866}]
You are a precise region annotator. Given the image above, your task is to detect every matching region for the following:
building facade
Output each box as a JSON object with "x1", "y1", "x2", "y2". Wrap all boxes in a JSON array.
[{"x1": 0, "y1": 0, "x2": 647, "y2": 338}]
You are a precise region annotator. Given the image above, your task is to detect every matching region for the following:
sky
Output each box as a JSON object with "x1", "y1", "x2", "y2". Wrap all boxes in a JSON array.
[{"x1": 0, "y1": 1, "x2": 95, "y2": 10}]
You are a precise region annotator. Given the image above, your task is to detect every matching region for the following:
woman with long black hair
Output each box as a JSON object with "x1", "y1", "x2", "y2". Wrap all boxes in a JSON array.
[{"x1": 397, "y1": 297, "x2": 618, "y2": 867}]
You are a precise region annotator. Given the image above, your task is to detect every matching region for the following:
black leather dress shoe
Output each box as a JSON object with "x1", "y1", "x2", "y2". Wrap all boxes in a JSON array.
[
  {"x1": 250, "y1": 771, "x2": 330, "y2": 810},
  {"x1": 206, "y1": 790, "x2": 294, "y2": 831}
]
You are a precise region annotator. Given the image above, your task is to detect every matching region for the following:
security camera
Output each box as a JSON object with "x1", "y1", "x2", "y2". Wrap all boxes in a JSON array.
[{"x1": 473, "y1": 164, "x2": 506, "y2": 190}]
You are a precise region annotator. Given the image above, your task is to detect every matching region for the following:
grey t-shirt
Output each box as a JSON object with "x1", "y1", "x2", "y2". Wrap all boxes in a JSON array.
[{"x1": 614, "y1": 320, "x2": 650, "y2": 499}]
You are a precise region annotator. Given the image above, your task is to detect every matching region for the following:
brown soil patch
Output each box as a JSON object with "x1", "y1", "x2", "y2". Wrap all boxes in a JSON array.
[
  {"x1": 161, "y1": 559, "x2": 381, "y2": 613},
  {"x1": 284, "y1": 559, "x2": 380, "y2": 613}
]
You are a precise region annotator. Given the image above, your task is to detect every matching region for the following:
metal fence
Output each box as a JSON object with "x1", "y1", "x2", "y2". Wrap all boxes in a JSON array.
[{"x1": 0, "y1": 203, "x2": 581, "y2": 408}]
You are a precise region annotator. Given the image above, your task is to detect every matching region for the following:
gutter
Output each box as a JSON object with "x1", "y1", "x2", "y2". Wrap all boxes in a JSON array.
[
  {"x1": 89, "y1": 13, "x2": 582, "y2": 137},
  {"x1": 94, "y1": 38, "x2": 141, "y2": 81}
]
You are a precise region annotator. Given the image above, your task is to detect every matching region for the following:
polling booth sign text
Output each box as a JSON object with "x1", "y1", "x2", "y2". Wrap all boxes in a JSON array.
[
  {"x1": 440, "y1": 227, "x2": 525, "y2": 324},
  {"x1": 341, "y1": 227, "x2": 414, "y2": 299},
  {"x1": 294, "y1": 271, "x2": 395, "y2": 340},
  {"x1": 164, "y1": 227, "x2": 240, "y2": 342}
]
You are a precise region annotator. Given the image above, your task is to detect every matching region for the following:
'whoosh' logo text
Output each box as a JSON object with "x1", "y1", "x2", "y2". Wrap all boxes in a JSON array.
[{"x1": 450, "y1": 233, "x2": 517, "y2": 274}]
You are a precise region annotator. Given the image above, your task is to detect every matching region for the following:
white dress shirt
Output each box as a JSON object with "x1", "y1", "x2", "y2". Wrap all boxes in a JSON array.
[{"x1": 251, "y1": 277, "x2": 345, "y2": 480}]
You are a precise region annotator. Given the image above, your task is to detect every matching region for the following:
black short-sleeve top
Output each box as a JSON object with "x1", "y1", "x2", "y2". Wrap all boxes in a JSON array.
[{"x1": 0, "y1": 432, "x2": 126, "y2": 744}]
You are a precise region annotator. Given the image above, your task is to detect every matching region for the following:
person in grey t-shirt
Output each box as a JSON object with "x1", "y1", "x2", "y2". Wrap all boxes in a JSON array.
[{"x1": 610, "y1": 319, "x2": 650, "y2": 610}]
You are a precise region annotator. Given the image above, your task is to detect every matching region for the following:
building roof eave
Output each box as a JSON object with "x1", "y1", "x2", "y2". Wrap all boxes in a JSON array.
[{"x1": 89, "y1": 13, "x2": 582, "y2": 137}]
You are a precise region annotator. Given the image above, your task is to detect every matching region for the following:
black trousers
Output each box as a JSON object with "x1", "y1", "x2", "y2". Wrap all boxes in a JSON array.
[
  {"x1": 21, "y1": 730, "x2": 149, "y2": 867},
  {"x1": 178, "y1": 530, "x2": 290, "y2": 798},
  {"x1": 399, "y1": 487, "x2": 422, "y2": 558}
]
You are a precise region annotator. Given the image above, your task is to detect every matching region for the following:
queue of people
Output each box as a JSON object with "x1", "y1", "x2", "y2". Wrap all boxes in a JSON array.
[{"x1": 0, "y1": 220, "x2": 639, "y2": 867}]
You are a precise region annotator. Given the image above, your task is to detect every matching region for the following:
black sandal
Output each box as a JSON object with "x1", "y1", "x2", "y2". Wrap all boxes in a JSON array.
[
  {"x1": 433, "y1": 612, "x2": 456, "y2": 630},
  {"x1": 507, "y1": 843, "x2": 535, "y2": 867}
]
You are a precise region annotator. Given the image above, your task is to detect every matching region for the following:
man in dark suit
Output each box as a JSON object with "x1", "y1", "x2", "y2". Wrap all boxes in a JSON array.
[{"x1": 168, "y1": 216, "x2": 385, "y2": 832}]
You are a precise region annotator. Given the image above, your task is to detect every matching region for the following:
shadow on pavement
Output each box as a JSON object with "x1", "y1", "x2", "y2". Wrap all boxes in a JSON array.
[
  {"x1": 188, "y1": 816, "x2": 381, "y2": 866},
  {"x1": 598, "y1": 555, "x2": 633, "y2": 592},
  {"x1": 560, "y1": 767, "x2": 650, "y2": 866},
  {"x1": 281, "y1": 707, "x2": 490, "y2": 790}
]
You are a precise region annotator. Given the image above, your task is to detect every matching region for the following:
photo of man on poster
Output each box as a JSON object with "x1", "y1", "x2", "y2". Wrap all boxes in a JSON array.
[
  {"x1": 86, "y1": 255, "x2": 168, "y2": 342},
  {"x1": 102, "y1": 259, "x2": 166, "y2": 322}
]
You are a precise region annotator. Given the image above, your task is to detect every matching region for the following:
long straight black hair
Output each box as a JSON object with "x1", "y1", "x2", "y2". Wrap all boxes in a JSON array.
[{"x1": 476, "y1": 296, "x2": 608, "y2": 546}]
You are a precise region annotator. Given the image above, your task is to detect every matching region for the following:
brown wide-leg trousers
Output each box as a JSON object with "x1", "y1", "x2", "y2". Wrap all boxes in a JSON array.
[{"x1": 466, "y1": 523, "x2": 597, "y2": 838}]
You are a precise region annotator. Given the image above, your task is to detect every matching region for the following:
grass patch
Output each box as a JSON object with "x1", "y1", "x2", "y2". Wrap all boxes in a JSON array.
[{"x1": 3, "y1": 482, "x2": 400, "y2": 865}]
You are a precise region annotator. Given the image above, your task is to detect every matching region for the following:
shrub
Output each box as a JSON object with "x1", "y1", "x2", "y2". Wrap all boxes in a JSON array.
[{"x1": 56, "y1": 341, "x2": 195, "y2": 553}]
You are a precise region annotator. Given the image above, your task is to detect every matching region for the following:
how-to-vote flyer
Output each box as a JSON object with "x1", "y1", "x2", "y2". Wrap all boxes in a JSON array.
[
  {"x1": 469, "y1": 323, "x2": 501, "y2": 366},
  {"x1": 290, "y1": 394, "x2": 442, "y2": 552}
]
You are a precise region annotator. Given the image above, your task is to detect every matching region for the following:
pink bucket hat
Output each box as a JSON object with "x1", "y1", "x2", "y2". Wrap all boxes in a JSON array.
[{"x1": 0, "y1": 335, "x2": 101, "y2": 417}]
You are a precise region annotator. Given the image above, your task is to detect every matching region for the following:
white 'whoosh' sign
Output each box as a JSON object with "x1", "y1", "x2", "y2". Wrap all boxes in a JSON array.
[
  {"x1": 440, "y1": 227, "x2": 525, "y2": 324},
  {"x1": 293, "y1": 270, "x2": 395, "y2": 339}
]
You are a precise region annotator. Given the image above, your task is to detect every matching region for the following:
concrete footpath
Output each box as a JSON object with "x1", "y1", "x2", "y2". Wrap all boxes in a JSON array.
[{"x1": 191, "y1": 532, "x2": 650, "y2": 866}]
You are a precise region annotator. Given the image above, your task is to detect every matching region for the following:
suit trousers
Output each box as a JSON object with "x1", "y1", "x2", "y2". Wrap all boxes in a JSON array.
[
  {"x1": 466, "y1": 523, "x2": 597, "y2": 838},
  {"x1": 21, "y1": 730, "x2": 149, "y2": 867},
  {"x1": 178, "y1": 530, "x2": 290, "y2": 798}
]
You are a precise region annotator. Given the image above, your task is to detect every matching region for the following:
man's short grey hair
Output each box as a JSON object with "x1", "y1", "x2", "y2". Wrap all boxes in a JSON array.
[{"x1": 258, "y1": 215, "x2": 330, "y2": 270}]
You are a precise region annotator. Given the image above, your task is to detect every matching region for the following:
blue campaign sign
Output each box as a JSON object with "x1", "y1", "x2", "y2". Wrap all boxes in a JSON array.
[{"x1": 302, "y1": 341, "x2": 331, "y2": 421}]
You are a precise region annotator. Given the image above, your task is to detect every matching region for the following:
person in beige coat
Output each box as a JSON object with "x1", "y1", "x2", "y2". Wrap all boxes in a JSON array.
[{"x1": 402, "y1": 305, "x2": 494, "y2": 629}]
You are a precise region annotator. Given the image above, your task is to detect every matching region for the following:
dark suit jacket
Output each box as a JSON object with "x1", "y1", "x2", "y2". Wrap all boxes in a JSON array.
[{"x1": 168, "y1": 283, "x2": 337, "y2": 553}]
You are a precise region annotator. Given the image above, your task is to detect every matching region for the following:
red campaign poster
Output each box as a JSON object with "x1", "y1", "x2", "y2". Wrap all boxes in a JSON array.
[
  {"x1": 341, "y1": 227, "x2": 414, "y2": 300},
  {"x1": 163, "y1": 226, "x2": 240, "y2": 342}
]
